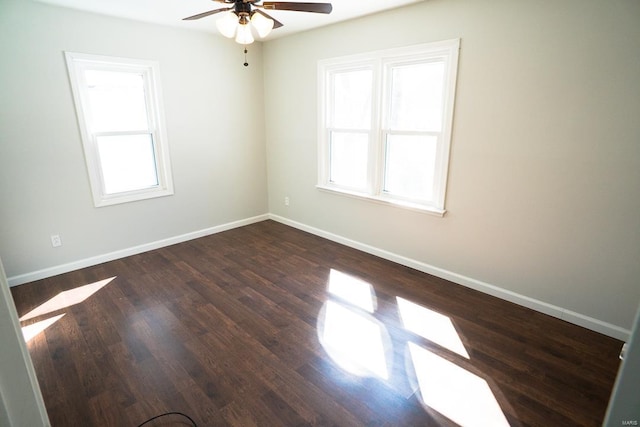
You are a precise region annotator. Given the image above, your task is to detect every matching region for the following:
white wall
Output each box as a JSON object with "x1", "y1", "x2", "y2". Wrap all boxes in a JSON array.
[
  {"x1": 1, "y1": 0, "x2": 638, "y2": 336},
  {"x1": 263, "y1": 0, "x2": 640, "y2": 331},
  {"x1": 605, "y1": 304, "x2": 640, "y2": 425},
  {"x1": 2, "y1": 0, "x2": 637, "y2": 422},
  {"x1": 0, "y1": 258, "x2": 50, "y2": 427},
  {"x1": 0, "y1": 0, "x2": 268, "y2": 279}
]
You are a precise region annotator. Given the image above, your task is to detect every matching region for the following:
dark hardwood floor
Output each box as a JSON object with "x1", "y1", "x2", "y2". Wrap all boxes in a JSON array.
[{"x1": 11, "y1": 220, "x2": 622, "y2": 426}]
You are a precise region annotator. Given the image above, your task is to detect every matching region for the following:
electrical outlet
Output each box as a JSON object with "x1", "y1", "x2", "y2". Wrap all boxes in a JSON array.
[
  {"x1": 50, "y1": 234, "x2": 62, "y2": 248},
  {"x1": 284, "y1": 196, "x2": 290, "y2": 206}
]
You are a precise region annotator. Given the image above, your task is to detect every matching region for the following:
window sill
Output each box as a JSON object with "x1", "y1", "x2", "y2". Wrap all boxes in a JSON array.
[
  {"x1": 316, "y1": 185, "x2": 446, "y2": 217},
  {"x1": 94, "y1": 187, "x2": 174, "y2": 207}
]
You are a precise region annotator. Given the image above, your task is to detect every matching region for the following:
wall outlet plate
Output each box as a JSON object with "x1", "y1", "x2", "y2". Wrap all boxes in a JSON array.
[{"x1": 50, "y1": 235, "x2": 62, "y2": 247}]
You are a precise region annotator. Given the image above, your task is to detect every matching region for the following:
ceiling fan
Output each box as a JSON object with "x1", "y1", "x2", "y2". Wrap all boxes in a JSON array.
[{"x1": 183, "y1": 0, "x2": 333, "y2": 45}]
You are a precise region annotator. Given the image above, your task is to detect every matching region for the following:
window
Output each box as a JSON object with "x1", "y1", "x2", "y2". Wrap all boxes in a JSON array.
[
  {"x1": 65, "y1": 52, "x2": 173, "y2": 207},
  {"x1": 317, "y1": 40, "x2": 460, "y2": 215}
]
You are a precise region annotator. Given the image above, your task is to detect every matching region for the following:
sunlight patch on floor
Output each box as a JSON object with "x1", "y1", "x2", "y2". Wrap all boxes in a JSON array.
[
  {"x1": 19, "y1": 276, "x2": 116, "y2": 322},
  {"x1": 397, "y1": 296, "x2": 469, "y2": 358},
  {"x1": 19, "y1": 277, "x2": 116, "y2": 343},
  {"x1": 21, "y1": 314, "x2": 66, "y2": 342},
  {"x1": 407, "y1": 342, "x2": 510, "y2": 427},
  {"x1": 318, "y1": 268, "x2": 509, "y2": 424},
  {"x1": 327, "y1": 269, "x2": 376, "y2": 312},
  {"x1": 318, "y1": 300, "x2": 391, "y2": 379}
]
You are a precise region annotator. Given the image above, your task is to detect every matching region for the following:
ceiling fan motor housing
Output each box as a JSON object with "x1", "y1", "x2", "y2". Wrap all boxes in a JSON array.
[{"x1": 235, "y1": 1, "x2": 252, "y2": 18}]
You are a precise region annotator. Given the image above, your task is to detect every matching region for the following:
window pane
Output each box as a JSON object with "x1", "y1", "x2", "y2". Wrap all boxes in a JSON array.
[
  {"x1": 384, "y1": 134, "x2": 437, "y2": 201},
  {"x1": 85, "y1": 70, "x2": 149, "y2": 132},
  {"x1": 96, "y1": 134, "x2": 159, "y2": 194},
  {"x1": 330, "y1": 132, "x2": 368, "y2": 190},
  {"x1": 389, "y1": 61, "x2": 445, "y2": 132},
  {"x1": 331, "y1": 69, "x2": 372, "y2": 129}
]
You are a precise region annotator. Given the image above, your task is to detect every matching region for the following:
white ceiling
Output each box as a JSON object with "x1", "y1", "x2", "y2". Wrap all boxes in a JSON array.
[{"x1": 34, "y1": 0, "x2": 422, "y2": 40}]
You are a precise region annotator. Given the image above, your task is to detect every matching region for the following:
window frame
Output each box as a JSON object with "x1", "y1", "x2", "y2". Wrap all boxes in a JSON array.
[
  {"x1": 317, "y1": 40, "x2": 460, "y2": 216},
  {"x1": 65, "y1": 52, "x2": 174, "y2": 207}
]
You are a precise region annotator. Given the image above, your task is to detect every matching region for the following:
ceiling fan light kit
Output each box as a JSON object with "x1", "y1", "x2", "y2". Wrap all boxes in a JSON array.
[
  {"x1": 215, "y1": 11, "x2": 239, "y2": 38},
  {"x1": 184, "y1": 0, "x2": 332, "y2": 65},
  {"x1": 251, "y1": 12, "x2": 275, "y2": 38},
  {"x1": 216, "y1": 11, "x2": 273, "y2": 43},
  {"x1": 235, "y1": 22, "x2": 254, "y2": 44}
]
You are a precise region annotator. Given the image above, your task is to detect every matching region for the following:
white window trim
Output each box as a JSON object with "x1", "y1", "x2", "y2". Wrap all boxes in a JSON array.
[
  {"x1": 317, "y1": 40, "x2": 460, "y2": 216},
  {"x1": 65, "y1": 52, "x2": 174, "y2": 207}
]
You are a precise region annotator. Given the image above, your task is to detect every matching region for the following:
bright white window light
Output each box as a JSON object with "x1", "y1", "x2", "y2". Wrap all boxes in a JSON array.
[
  {"x1": 97, "y1": 134, "x2": 159, "y2": 194},
  {"x1": 216, "y1": 12, "x2": 237, "y2": 38},
  {"x1": 235, "y1": 22, "x2": 254, "y2": 44},
  {"x1": 251, "y1": 12, "x2": 274, "y2": 38},
  {"x1": 85, "y1": 70, "x2": 148, "y2": 132}
]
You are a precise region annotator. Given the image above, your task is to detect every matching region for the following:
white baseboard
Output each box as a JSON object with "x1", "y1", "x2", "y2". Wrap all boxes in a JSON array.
[
  {"x1": 268, "y1": 214, "x2": 631, "y2": 341},
  {"x1": 8, "y1": 212, "x2": 630, "y2": 340},
  {"x1": 7, "y1": 214, "x2": 269, "y2": 287}
]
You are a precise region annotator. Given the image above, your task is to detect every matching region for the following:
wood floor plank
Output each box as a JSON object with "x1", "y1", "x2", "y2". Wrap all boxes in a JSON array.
[{"x1": 11, "y1": 220, "x2": 622, "y2": 426}]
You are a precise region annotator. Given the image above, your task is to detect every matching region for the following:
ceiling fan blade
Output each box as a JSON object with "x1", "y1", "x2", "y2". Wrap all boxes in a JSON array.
[
  {"x1": 183, "y1": 7, "x2": 231, "y2": 20},
  {"x1": 262, "y1": 2, "x2": 332, "y2": 14},
  {"x1": 253, "y1": 9, "x2": 284, "y2": 28}
]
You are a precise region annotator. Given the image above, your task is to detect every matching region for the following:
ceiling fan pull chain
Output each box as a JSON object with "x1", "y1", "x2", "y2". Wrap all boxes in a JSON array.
[{"x1": 244, "y1": 47, "x2": 249, "y2": 67}]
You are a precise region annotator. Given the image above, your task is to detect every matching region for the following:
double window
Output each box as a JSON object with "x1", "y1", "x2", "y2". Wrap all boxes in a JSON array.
[
  {"x1": 318, "y1": 40, "x2": 460, "y2": 215},
  {"x1": 65, "y1": 52, "x2": 173, "y2": 207}
]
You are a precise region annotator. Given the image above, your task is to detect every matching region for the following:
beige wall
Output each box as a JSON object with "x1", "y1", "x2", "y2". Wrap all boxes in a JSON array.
[
  {"x1": 263, "y1": 0, "x2": 640, "y2": 330},
  {"x1": 0, "y1": 0, "x2": 268, "y2": 278},
  {"x1": 1, "y1": 0, "x2": 638, "y2": 423},
  {"x1": 1, "y1": 0, "x2": 638, "y2": 334}
]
